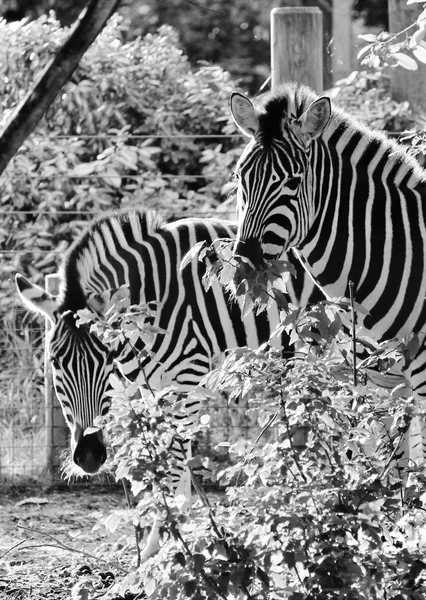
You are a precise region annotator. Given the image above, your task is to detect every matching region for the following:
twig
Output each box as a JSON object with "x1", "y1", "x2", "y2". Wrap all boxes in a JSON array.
[
  {"x1": 0, "y1": 538, "x2": 28, "y2": 560},
  {"x1": 281, "y1": 397, "x2": 308, "y2": 483},
  {"x1": 348, "y1": 281, "x2": 357, "y2": 387},
  {"x1": 15, "y1": 525, "x2": 127, "y2": 573},
  {"x1": 120, "y1": 477, "x2": 142, "y2": 568}
]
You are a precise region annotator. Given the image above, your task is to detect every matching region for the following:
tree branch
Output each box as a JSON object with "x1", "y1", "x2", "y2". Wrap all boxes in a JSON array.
[{"x1": 0, "y1": 0, "x2": 121, "y2": 177}]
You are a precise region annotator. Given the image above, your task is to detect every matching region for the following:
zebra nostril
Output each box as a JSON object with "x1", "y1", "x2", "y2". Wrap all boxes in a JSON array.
[{"x1": 73, "y1": 431, "x2": 106, "y2": 474}]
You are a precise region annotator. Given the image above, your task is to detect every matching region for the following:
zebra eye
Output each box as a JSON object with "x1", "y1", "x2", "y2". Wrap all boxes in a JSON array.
[
  {"x1": 286, "y1": 177, "x2": 301, "y2": 190},
  {"x1": 50, "y1": 356, "x2": 60, "y2": 369},
  {"x1": 229, "y1": 171, "x2": 239, "y2": 181}
]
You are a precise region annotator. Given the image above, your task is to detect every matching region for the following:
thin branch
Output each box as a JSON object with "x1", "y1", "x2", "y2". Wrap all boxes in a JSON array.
[
  {"x1": 120, "y1": 476, "x2": 142, "y2": 568},
  {"x1": 280, "y1": 397, "x2": 308, "y2": 484},
  {"x1": 16, "y1": 525, "x2": 127, "y2": 573},
  {"x1": 348, "y1": 281, "x2": 357, "y2": 387},
  {"x1": 0, "y1": 538, "x2": 28, "y2": 561}
]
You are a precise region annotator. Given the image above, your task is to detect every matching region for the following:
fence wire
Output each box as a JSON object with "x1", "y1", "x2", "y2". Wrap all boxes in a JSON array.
[{"x1": 0, "y1": 132, "x2": 258, "y2": 485}]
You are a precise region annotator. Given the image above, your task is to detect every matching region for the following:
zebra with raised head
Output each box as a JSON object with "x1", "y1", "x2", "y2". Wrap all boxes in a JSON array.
[
  {"x1": 16, "y1": 206, "x2": 321, "y2": 555},
  {"x1": 229, "y1": 82, "x2": 426, "y2": 450}
]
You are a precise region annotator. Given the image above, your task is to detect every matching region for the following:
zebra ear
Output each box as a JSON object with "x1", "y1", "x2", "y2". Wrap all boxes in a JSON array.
[
  {"x1": 230, "y1": 92, "x2": 259, "y2": 137},
  {"x1": 298, "y1": 96, "x2": 331, "y2": 143},
  {"x1": 15, "y1": 274, "x2": 58, "y2": 324}
]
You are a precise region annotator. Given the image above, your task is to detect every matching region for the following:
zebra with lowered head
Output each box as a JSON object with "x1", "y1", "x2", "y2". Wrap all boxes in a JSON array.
[
  {"x1": 229, "y1": 81, "x2": 426, "y2": 460},
  {"x1": 16, "y1": 206, "x2": 321, "y2": 556}
]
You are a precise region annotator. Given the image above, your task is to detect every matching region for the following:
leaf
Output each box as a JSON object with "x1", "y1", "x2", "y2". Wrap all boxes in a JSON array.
[
  {"x1": 109, "y1": 373, "x2": 125, "y2": 392},
  {"x1": 358, "y1": 34, "x2": 379, "y2": 42},
  {"x1": 103, "y1": 512, "x2": 122, "y2": 533},
  {"x1": 192, "y1": 553, "x2": 206, "y2": 573},
  {"x1": 319, "y1": 413, "x2": 336, "y2": 430},
  {"x1": 175, "y1": 551, "x2": 186, "y2": 567},
  {"x1": 70, "y1": 162, "x2": 98, "y2": 176},
  {"x1": 102, "y1": 167, "x2": 122, "y2": 188},
  {"x1": 145, "y1": 578, "x2": 156, "y2": 597},
  {"x1": 393, "y1": 52, "x2": 419, "y2": 70},
  {"x1": 184, "y1": 580, "x2": 197, "y2": 597},
  {"x1": 180, "y1": 241, "x2": 206, "y2": 270},
  {"x1": 356, "y1": 43, "x2": 374, "y2": 60},
  {"x1": 418, "y1": 9, "x2": 426, "y2": 25},
  {"x1": 410, "y1": 27, "x2": 426, "y2": 47},
  {"x1": 413, "y1": 45, "x2": 426, "y2": 63},
  {"x1": 219, "y1": 261, "x2": 236, "y2": 286}
]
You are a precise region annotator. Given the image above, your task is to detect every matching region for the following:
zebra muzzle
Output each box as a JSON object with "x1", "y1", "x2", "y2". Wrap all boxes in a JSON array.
[{"x1": 73, "y1": 429, "x2": 107, "y2": 474}]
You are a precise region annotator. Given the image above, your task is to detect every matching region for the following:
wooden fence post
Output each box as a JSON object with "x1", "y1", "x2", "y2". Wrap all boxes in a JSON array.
[
  {"x1": 271, "y1": 7, "x2": 323, "y2": 92},
  {"x1": 331, "y1": 0, "x2": 353, "y2": 82},
  {"x1": 44, "y1": 273, "x2": 68, "y2": 476}
]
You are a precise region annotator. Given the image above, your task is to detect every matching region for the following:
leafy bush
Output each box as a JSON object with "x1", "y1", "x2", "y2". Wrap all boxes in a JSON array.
[
  {"x1": 0, "y1": 13, "x2": 245, "y2": 476},
  {"x1": 75, "y1": 271, "x2": 426, "y2": 600}
]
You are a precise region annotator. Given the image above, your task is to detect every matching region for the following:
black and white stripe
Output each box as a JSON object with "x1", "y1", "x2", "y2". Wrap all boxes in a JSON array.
[
  {"x1": 231, "y1": 82, "x2": 426, "y2": 461},
  {"x1": 17, "y1": 207, "x2": 321, "y2": 481}
]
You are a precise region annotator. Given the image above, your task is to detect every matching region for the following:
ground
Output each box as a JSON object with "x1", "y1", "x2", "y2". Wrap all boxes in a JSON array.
[{"x1": 0, "y1": 484, "x2": 137, "y2": 600}]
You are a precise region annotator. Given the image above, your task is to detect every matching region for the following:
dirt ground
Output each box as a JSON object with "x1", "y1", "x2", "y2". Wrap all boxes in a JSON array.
[{"x1": 0, "y1": 484, "x2": 137, "y2": 600}]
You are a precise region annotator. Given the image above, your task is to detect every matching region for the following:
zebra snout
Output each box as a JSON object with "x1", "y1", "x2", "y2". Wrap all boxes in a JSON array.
[
  {"x1": 73, "y1": 430, "x2": 107, "y2": 474},
  {"x1": 234, "y1": 237, "x2": 264, "y2": 268}
]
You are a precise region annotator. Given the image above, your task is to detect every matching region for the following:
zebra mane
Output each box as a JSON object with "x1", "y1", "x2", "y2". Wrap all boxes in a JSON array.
[
  {"x1": 255, "y1": 82, "x2": 426, "y2": 181},
  {"x1": 57, "y1": 206, "x2": 165, "y2": 312},
  {"x1": 256, "y1": 82, "x2": 318, "y2": 147}
]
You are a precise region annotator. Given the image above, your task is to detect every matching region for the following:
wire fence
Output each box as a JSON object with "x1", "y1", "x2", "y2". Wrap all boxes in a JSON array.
[
  {"x1": 2, "y1": 124, "x2": 414, "y2": 485},
  {"x1": 0, "y1": 131, "x2": 256, "y2": 485}
]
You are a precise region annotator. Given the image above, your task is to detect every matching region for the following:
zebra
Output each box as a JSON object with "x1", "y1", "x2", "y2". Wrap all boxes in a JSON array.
[
  {"x1": 229, "y1": 81, "x2": 426, "y2": 461},
  {"x1": 16, "y1": 206, "x2": 321, "y2": 555}
]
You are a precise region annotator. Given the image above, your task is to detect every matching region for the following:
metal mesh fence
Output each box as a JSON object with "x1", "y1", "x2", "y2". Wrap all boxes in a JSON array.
[{"x1": 0, "y1": 133, "x2": 255, "y2": 484}]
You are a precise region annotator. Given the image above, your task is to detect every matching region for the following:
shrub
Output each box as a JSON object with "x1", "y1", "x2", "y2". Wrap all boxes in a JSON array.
[{"x1": 79, "y1": 286, "x2": 426, "y2": 599}]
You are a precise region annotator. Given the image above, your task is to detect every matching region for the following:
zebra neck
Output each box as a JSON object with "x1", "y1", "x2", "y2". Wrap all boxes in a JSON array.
[{"x1": 296, "y1": 123, "x2": 426, "y2": 340}]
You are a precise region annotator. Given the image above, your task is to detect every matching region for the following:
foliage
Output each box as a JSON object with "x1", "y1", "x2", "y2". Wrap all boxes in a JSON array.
[
  {"x1": 78, "y1": 267, "x2": 426, "y2": 599},
  {"x1": 0, "y1": 14, "x2": 243, "y2": 388},
  {"x1": 331, "y1": 70, "x2": 416, "y2": 132},
  {"x1": 353, "y1": 1, "x2": 426, "y2": 157},
  {"x1": 0, "y1": 13, "x2": 244, "y2": 480},
  {"x1": 357, "y1": 3, "x2": 426, "y2": 74},
  {"x1": 0, "y1": 13, "x2": 241, "y2": 288}
]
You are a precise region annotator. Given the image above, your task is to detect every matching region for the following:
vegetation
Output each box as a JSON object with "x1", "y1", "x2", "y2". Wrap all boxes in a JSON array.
[
  {"x1": 3, "y1": 5, "x2": 426, "y2": 598},
  {"x1": 69, "y1": 267, "x2": 426, "y2": 599},
  {"x1": 0, "y1": 13, "x2": 242, "y2": 480}
]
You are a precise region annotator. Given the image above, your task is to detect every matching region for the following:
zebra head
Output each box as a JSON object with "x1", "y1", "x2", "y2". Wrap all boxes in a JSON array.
[
  {"x1": 15, "y1": 274, "x2": 114, "y2": 475},
  {"x1": 230, "y1": 85, "x2": 331, "y2": 266}
]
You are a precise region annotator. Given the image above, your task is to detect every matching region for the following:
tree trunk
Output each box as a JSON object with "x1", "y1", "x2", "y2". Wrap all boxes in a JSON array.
[{"x1": 0, "y1": 0, "x2": 121, "y2": 177}]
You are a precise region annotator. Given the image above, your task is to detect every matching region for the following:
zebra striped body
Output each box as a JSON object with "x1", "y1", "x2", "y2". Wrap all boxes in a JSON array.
[
  {"x1": 230, "y1": 83, "x2": 426, "y2": 402},
  {"x1": 16, "y1": 207, "x2": 320, "y2": 480}
]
